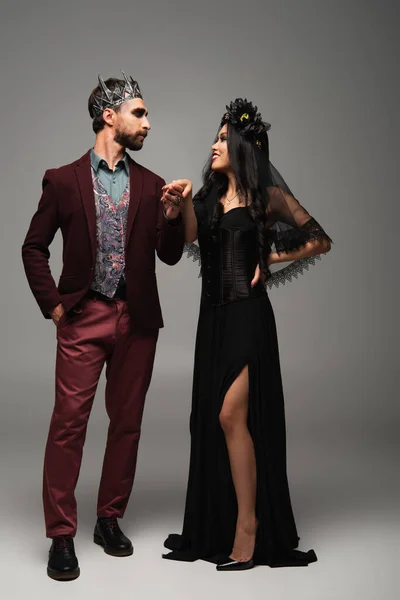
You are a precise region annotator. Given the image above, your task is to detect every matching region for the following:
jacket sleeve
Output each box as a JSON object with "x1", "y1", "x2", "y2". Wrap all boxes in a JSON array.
[
  {"x1": 21, "y1": 169, "x2": 62, "y2": 317},
  {"x1": 155, "y1": 177, "x2": 185, "y2": 266}
]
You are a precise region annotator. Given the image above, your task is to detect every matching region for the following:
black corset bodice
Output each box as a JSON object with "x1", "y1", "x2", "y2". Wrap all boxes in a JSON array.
[{"x1": 198, "y1": 207, "x2": 265, "y2": 307}]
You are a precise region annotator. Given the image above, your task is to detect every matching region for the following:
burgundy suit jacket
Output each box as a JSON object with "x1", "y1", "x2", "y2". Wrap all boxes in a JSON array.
[{"x1": 22, "y1": 150, "x2": 184, "y2": 329}]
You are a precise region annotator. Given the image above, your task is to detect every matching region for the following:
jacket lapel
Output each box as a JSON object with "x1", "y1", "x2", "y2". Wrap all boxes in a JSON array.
[
  {"x1": 75, "y1": 150, "x2": 97, "y2": 263},
  {"x1": 126, "y1": 156, "x2": 143, "y2": 245}
]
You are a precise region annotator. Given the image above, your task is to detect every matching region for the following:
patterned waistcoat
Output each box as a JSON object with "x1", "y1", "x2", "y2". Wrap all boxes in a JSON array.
[{"x1": 90, "y1": 167, "x2": 130, "y2": 298}]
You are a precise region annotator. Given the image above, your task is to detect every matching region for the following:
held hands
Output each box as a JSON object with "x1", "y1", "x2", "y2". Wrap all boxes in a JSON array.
[
  {"x1": 50, "y1": 303, "x2": 65, "y2": 327},
  {"x1": 161, "y1": 179, "x2": 193, "y2": 220}
]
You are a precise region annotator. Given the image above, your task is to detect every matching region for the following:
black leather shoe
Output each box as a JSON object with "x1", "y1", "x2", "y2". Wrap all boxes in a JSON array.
[
  {"x1": 216, "y1": 556, "x2": 255, "y2": 571},
  {"x1": 47, "y1": 535, "x2": 80, "y2": 581},
  {"x1": 94, "y1": 517, "x2": 133, "y2": 557}
]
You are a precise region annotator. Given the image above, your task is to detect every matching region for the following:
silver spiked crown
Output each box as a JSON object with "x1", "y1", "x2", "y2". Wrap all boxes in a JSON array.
[{"x1": 90, "y1": 70, "x2": 143, "y2": 118}]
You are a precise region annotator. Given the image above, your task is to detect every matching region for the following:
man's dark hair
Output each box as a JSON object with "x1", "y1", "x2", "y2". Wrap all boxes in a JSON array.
[{"x1": 88, "y1": 78, "x2": 123, "y2": 134}]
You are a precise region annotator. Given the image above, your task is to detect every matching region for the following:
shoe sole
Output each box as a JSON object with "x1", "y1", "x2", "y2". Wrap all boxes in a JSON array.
[
  {"x1": 93, "y1": 533, "x2": 133, "y2": 557},
  {"x1": 47, "y1": 567, "x2": 80, "y2": 581}
]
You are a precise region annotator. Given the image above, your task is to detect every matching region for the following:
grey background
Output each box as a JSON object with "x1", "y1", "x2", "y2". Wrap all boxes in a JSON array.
[{"x1": 0, "y1": 0, "x2": 398, "y2": 598}]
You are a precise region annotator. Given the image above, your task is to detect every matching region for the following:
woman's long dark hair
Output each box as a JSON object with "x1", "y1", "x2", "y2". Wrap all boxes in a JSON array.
[{"x1": 194, "y1": 123, "x2": 272, "y2": 277}]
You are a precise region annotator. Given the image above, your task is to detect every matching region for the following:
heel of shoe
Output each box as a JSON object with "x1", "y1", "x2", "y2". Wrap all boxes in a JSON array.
[{"x1": 93, "y1": 533, "x2": 104, "y2": 547}]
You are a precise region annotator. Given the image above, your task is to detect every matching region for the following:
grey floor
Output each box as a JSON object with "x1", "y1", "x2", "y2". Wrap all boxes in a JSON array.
[{"x1": 1, "y1": 364, "x2": 398, "y2": 600}]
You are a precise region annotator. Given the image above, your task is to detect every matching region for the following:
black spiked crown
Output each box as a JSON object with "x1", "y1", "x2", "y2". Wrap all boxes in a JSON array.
[
  {"x1": 221, "y1": 98, "x2": 271, "y2": 149},
  {"x1": 90, "y1": 70, "x2": 143, "y2": 118}
]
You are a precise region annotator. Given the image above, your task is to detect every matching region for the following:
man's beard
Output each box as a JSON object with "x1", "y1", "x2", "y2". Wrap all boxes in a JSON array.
[{"x1": 114, "y1": 128, "x2": 144, "y2": 151}]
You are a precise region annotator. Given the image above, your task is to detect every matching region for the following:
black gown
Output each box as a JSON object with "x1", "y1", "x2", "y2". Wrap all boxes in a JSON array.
[{"x1": 164, "y1": 187, "x2": 331, "y2": 567}]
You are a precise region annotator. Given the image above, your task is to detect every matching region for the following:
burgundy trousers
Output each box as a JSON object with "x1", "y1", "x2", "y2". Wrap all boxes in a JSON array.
[{"x1": 43, "y1": 294, "x2": 159, "y2": 538}]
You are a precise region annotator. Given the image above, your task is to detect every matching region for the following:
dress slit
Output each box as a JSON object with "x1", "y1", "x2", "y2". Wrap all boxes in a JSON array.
[{"x1": 218, "y1": 362, "x2": 250, "y2": 415}]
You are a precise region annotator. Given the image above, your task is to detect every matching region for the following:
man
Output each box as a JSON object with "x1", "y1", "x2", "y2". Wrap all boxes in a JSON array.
[{"x1": 22, "y1": 72, "x2": 184, "y2": 581}]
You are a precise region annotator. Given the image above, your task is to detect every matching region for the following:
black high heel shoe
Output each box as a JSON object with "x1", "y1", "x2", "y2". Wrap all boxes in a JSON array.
[
  {"x1": 216, "y1": 556, "x2": 255, "y2": 571},
  {"x1": 216, "y1": 519, "x2": 259, "y2": 571}
]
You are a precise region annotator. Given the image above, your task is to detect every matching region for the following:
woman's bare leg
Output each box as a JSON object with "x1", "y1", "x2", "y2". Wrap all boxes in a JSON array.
[{"x1": 219, "y1": 366, "x2": 258, "y2": 561}]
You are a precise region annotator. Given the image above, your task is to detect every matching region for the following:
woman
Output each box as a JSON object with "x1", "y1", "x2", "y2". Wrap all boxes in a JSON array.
[{"x1": 161, "y1": 99, "x2": 332, "y2": 570}]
